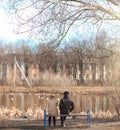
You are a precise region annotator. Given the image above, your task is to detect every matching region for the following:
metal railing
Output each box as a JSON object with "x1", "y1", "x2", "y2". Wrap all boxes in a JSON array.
[{"x1": 43, "y1": 108, "x2": 92, "y2": 128}]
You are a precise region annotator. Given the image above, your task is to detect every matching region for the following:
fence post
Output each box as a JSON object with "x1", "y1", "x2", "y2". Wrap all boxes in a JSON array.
[
  {"x1": 44, "y1": 108, "x2": 47, "y2": 128},
  {"x1": 87, "y1": 109, "x2": 92, "y2": 126}
]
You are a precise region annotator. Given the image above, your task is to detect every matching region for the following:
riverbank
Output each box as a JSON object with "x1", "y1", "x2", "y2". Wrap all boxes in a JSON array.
[{"x1": 0, "y1": 86, "x2": 113, "y2": 94}]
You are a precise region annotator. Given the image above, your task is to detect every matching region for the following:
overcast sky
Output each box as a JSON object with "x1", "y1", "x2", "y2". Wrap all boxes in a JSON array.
[{"x1": 0, "y1": 6, "x2": 29, "y2": 43}]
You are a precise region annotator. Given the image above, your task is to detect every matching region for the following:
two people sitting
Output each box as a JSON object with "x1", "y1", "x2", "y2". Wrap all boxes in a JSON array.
[{"x1": 47, "y1": 91, "x2": 74, "y2": 127}]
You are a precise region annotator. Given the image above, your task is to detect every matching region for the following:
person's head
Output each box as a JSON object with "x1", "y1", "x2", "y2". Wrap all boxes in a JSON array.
[{"x1": 63, "y1": 91, "x2": 69, "y2": 98}]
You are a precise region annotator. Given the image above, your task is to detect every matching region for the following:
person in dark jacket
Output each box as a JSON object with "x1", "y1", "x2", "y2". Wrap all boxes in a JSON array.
[{"x1": 59, "y1": 91, "x2": 74, "y2": 127}]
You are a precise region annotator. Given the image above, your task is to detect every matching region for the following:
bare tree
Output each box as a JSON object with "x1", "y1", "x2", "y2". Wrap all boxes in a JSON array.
[
  {"x1": 93, "y1": 31, "x2": 111, "y2": 85},
  {"x1": 36, "y1": 44, "x2": 57, "y2": 71},
  {"x1": 3, "y1": 0, "x2": 120, "y2": 46},
  {"x1": 105, "y1": 51, "x2": 120, "y2": 117},
  {"x1": 62, "y1": 39, "x2": 93, "y2": 85}
]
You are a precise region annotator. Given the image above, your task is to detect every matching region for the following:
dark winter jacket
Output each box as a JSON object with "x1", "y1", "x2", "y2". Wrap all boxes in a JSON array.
[{"x1": 59, "y1": 94, "x2": 74, "y2": 115}]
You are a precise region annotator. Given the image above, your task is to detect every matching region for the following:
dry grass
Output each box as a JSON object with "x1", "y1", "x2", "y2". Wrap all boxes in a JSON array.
[
  {"x1": 37, "y1": 71, "x2": 76, "y2": 87},
  {"x1": 0, "y1": 85, "x2": 113, "y2": 95}
]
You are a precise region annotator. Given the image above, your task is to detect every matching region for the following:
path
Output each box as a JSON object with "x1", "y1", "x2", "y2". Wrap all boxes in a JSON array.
[{"x1": 0, "y1": 118, "x2": 120, "y2": 130}]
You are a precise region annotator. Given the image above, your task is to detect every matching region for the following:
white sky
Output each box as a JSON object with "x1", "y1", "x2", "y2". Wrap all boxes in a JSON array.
[
  {"x1": 0, "y1": 1, "x2": 120, "y2": 44},
  {"x1": 0, "y1": 9, "x2": 27, "y2": 42}
]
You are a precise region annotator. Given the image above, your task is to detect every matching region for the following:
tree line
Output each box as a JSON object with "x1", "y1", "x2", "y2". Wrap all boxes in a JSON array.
[{"x1": 0, "y1": 32, "x2": 119, "y2": 87}]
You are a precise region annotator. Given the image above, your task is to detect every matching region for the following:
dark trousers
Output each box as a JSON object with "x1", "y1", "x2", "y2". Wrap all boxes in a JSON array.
[
  {"x1": 48, "y1": 116, "x2": 56, "y2": 126},
  {"x1": 60, "y1": 116, "x2": 67, "y2": 125}
]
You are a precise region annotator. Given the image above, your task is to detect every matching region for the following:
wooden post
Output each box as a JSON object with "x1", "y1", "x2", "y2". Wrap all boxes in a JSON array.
[
  {"x1": 13, "y1": 56, "x2": 16, "y2": 88},
  {"x1": 15, "y1": 58, "x2": 32, "y2": 88}
]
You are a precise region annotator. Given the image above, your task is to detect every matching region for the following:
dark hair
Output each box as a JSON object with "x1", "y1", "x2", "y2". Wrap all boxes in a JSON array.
[{"x1": 64, "y1": 91, "x2": 69, "y2": 95}]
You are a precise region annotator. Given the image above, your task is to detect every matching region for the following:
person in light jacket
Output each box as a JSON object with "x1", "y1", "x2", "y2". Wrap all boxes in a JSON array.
[{"x1": 48, "y1": 94, "x2": 58, "y2": 126}]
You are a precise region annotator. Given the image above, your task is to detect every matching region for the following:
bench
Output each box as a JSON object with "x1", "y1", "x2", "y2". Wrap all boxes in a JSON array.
[{"x1": 43, "y1": 108, "x2": 92, "y2": 128}]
